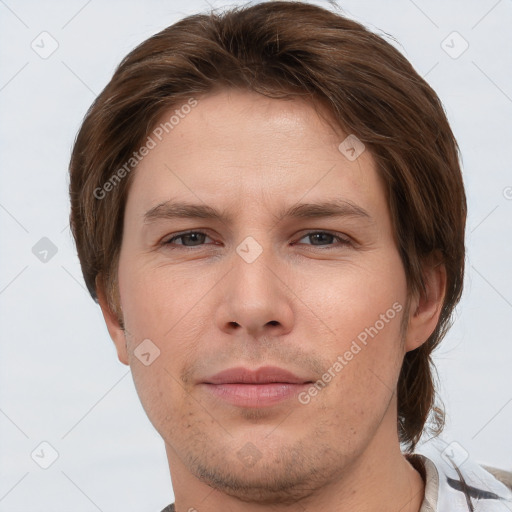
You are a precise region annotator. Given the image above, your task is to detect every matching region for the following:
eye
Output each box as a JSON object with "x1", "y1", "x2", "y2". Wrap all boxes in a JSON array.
[
  {"x1": 295, "y1": 231, "x2": 351, "y2": 248},
  {"x1": 163, "y1": 231, "x2": 213, "y2": 247},
  {"x1": 161, "y1": 230, "x2": 352, "y2": 250}
]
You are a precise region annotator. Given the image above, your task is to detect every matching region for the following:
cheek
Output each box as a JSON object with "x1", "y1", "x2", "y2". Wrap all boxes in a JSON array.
[
  {"x1": 117, "y1": 263, "x2": 204, "y2": 427},
  {"x1": 128, "y1": 355, "x2": 189, "y2": 437},
  {"x1": 118, "y1": 255, "x2": 211, "y2": 340},
  {"x1": 304, "y1": 251, "x2": 407, "y2": 343},
  {"x1": 305, "y1": 251, "x2": 407, "y2": 405},
  {"x1": 117, "y1": 258, "x2": 213, "y2": 405}
]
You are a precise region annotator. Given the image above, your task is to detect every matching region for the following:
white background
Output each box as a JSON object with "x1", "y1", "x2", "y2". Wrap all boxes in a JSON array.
[{"x1": 0, "y1": 0, "x2": 511, "y2": 510}]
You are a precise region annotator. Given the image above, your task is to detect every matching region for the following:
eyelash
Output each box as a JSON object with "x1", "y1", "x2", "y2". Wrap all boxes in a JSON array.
[{"x1": 162, "y1": 230, "x2": 352, "y2": 250}]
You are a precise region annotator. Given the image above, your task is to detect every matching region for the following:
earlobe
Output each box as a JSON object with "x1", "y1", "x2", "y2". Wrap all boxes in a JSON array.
[
  {"x1": 404, "y1": 257, "x2": 447, "y2": 353},
  {"x1": 95, "y1": 276, "x2": 129, "y2": 366}
]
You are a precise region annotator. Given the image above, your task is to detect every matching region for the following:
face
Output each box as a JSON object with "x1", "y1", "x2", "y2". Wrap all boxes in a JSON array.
[{"x1": 104, "y1": 89, "x2": 428, "y2": 503}]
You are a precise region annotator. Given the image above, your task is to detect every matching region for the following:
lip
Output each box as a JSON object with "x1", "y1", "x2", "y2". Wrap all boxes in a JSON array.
[
  {"x1": 201, "y1": 366, "x2": 313, "y2": 408},
  {"x1": 203, "y1": 366, "x2": 311, "y2": 385}
]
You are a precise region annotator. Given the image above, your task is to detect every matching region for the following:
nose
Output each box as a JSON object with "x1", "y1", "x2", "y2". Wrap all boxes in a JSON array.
[{"x1": 215, "y1": 241, "x2": 294, "y2": 339}]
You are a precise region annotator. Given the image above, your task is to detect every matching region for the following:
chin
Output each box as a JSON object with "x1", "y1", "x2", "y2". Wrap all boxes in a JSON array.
[
  {"x1": 183, "y1": 440, "x2": 344, "y2": 506},
  {"x1": 193, "y1": 462, "x2": 320, "y2": 505}
]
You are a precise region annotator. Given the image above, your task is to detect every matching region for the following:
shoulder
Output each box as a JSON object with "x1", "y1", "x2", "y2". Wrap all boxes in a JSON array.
[
  {"x1": 407, "y1": 448, "x2": 512, "y2": 511},
  {"x1": 482, "y1": 466, "x2": 512, "y2": 492}
]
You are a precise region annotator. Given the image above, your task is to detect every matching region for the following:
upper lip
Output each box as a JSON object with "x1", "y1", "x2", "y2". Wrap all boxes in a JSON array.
[{"x1": 203, "y1": 366, "x2": 312, "y2": 385}]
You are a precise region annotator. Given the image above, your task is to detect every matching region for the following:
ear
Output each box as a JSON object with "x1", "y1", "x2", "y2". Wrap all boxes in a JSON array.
[
  {"x1": 96, "y1": 276, "x2": 129, "y2": 366},
  {"x1": 404, "y1": 255, "x2": 447, "y2": 352}
]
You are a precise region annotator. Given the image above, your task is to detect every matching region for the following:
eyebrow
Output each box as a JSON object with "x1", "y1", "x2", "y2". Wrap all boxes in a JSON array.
[{"x1": 143, "y1": 198, "x2": 371, "y2": 225}]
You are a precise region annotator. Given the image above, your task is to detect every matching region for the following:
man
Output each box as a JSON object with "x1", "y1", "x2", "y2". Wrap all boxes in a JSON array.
[{"x1": 68, "y1": 1, "x2": 512, "y2": 511}]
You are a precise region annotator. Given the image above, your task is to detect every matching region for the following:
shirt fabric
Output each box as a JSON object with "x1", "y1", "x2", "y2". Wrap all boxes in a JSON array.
[
  {"x1": 160, "y1": 441, "x2": 512, "y2": 512},
  {"x1": 408, "y1": 440, "x2": 512, "y2": 511}
]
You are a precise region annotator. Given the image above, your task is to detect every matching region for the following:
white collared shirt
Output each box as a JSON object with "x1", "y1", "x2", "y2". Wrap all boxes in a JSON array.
[{"x1": 407, "y1": 439, "x2": 512, "y2": 511}]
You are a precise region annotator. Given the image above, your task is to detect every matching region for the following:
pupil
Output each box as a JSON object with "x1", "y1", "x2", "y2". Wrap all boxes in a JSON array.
[
  {"x1": 185, "y1": 233, "x2": 203, "y2": 245},
  {"x1": 312, "y1": 233, "x2": 331, "y2": 245}
]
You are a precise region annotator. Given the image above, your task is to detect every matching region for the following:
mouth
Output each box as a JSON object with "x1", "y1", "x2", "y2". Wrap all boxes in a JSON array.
[{"x1": 200, "y1": 366, "x2": 314, "y2": 408}]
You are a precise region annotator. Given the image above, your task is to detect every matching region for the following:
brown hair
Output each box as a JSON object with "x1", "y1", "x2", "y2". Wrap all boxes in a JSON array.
[{"x1": 69, "y1": 0, "x2": 466, "y2": 451}]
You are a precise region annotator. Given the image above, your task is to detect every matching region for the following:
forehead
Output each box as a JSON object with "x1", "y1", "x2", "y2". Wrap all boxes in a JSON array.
[{"x1": 124, "y1": 89, "x2": 385, "y2": 219}]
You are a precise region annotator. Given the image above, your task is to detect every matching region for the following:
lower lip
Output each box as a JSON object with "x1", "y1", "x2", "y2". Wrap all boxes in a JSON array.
[{"x1": 201, "y1": 383, "x2": 310, "y2": 407}]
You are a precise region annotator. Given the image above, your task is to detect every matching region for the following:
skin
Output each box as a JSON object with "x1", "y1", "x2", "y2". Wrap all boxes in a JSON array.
[{"x1": 97, "y1": 89, "x2": 446, "y2": 512}]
